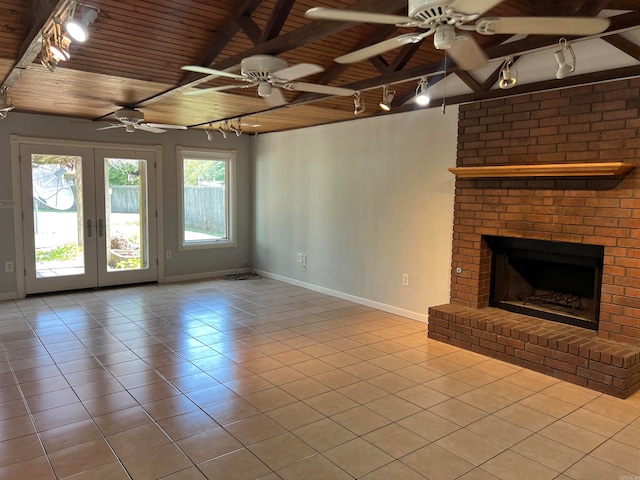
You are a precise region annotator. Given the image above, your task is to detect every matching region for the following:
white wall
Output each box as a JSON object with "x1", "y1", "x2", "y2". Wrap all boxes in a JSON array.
[
  {"x1": 0, "y1": 112, "x2": 253, "y2": 297},
  {"x1": 252, "y1": 106, "x2": 458, "y2": 321}
]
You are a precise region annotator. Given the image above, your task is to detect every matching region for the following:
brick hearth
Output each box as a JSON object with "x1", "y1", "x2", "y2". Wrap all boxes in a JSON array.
[{"x1": 428, "y1": 78, "x2": 640, "y2": 398}]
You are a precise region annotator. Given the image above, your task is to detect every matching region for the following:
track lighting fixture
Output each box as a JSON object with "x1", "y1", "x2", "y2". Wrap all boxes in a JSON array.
[
  {"x1": 353, "y1": 91, "x2": 365, "y2": 115},
  {"x1": 555, "y1": 38, "x2": 576, "y2": 79},
  {"x1": 0, "y1": 88, "x2": 15, "y2": 119},
  {"x1": 64, "y1": 1, "x2": 99, "y2": 42},
  {"x1": 49, "y1": 18, "x2": 71, "y2": 62},
  {"x1": 379, "y1": 85, "x2": 395, "y2": 112},
  {"x1": 229, "y1": 119, "x2": 243, "y2": 137},
  {"x1": 415, "y1": 76, "x2": 430, "y2": 107},
  {"x1": 205, "y1": 123, "x2": 214, "y2": 141},
  {"x1": 498, "y1": 56, "x2": 517, "y2": 90}
]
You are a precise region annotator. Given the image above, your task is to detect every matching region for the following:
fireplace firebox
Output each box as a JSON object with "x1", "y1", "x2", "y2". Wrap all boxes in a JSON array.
[{"x1": 486, "y1": 236, "x2": 604, "y2": 330}]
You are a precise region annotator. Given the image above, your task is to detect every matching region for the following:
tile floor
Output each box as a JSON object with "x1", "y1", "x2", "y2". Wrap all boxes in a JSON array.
[{"x1": 0, "y1": 277, "x2": 638, "y2": 480}]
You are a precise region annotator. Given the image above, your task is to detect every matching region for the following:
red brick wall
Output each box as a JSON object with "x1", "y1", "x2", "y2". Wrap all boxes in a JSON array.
[{"x1": 451, "y1": 78, "x2": 640, "y2": 345}]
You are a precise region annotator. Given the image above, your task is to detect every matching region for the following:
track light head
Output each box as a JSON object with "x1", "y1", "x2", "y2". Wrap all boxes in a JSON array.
[
  {"x1": 555, "y1": 38, "x2": 576, "y2": 79},
  {"x1": 64, "y1": 2, "x2": 99, "y2": 42},
  {"x1": 415, "y1": 76, "x2": 430, "y2": 107},
  {"x1": 353, "y1": 91, "x2": 365, "y2": 115},
  {"x1": 379, "y1": 85, "x2": 395, "y2": 112},
  {"x1": 498, "y1": 57, "x2": 517, "y2": 90}
]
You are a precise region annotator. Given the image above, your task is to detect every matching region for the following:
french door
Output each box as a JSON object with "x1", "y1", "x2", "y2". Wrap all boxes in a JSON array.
[{"x1": 20, "y1": 144, "x2": 158, "y2": 294}]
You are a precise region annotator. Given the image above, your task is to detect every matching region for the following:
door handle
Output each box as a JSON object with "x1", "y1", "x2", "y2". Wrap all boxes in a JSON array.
[
  {"x1": 87, "y1": 219, "x2": 92, "y2": 238},
  {"x1": 98, "y1": 219, "x2": 104, "y2": 237}
]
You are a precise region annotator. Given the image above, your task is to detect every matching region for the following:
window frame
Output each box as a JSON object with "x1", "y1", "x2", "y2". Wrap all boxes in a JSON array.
[{"x1": 177, "y1": 146, "x2": 236, "y2": 250}]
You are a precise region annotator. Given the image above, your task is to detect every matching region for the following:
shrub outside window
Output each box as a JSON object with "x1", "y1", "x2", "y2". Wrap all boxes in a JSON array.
[{"x1": 177, "y1": 147, "x2": 236, "y2": 249}]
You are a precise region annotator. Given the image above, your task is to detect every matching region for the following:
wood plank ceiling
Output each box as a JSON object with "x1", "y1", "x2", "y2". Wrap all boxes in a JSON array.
[{"x1": 1, "y1": 0, "x2": 639, "y2": 134}]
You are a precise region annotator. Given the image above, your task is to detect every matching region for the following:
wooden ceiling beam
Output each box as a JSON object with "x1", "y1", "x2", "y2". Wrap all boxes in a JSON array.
[
  {"x1": 603, "y1": 34, "x2": 640, "y2": 61},
  {"x1": 261, "y1": 0, "x2": 296, "y2": 42},
  {"x1": 235, "y1": 14, "x2": 263, "y2": 45},
  {"x1": 456, "y1": 70, "x2": 482, "y2": 92},
  {"x1": 1, "y1": 0, "x2": 68, "y2": 89},
  {"x1": 389, "y1": 43, "x2": 422, "y2": 72}
]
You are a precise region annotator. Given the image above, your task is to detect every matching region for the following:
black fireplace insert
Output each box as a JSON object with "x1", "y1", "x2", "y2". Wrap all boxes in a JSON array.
[{"x1": 485, "y1": 236, "x2": 604, "y2": 330}]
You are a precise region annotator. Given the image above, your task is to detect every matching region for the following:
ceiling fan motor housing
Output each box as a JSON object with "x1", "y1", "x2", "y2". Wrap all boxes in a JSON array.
[
  {"x1": 241, "y1": 55, "x2": 288, "y2": 81},
  {"x1": 408, "y1": 0, "x2": 451, "y2": 23},
  {"x1": 115, "y1": 108, "x2": 145, "y2": 125}
]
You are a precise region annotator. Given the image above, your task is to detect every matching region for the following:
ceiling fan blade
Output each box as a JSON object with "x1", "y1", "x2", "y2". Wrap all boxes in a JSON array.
[
  {"x1": 96, "y1": 124, "x2": 123, "y2": 131},
  {"x1": 272, "y1": 63, "x2": 324, "y2": 82},
  {"x1": 305, "y1": 7, "x2": 413, "y2": 26},
  {"x1": 284, "y1": 82, "x2": 355, "y2": 96},
  {"x1": 184, "y1": 84, "x2": 249, "y2": 95},
  {"x1": 264, "y1": 88, "x2": 287, "y2": 107},
  {"x1": 181, "y1": 65, "x2": 246, "y2": 80},
  {"x1": 136, "y1": 124, "x2": 166, "y2": 134},
  {"x1": 335, "y1": 32, "x2": 432, "y2": 64},
  {"x1": 451, "y1": 0, "x2": 504, "y2": 16},
  {"x1": 146, "y1": 123, "x2": 188, "y2": 130},
  {"x1": 448, "y1": 34, "x2": 488, "y2": 70},
  {"x1": 476, "y1": 16, "x2": 610, "y2": 36}
]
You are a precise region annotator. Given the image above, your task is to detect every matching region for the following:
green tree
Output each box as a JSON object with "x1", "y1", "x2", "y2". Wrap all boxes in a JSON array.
[{"x1": 183, "y1": 158, "x2": 225, "y2": 186}]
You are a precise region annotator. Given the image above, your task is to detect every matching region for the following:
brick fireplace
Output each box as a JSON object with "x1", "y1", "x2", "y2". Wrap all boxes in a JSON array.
[{"x1": 428, "y1": 78, "x2": 640, "y2": 398}]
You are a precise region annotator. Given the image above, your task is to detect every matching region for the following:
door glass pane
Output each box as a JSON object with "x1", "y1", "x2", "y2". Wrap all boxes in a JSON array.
[
  {"x1": 105, "y1": 158, "x2": 149, "y2": 271},
  {"x1": 31, "y1": 155, "x2": 85, "y2": 277}
]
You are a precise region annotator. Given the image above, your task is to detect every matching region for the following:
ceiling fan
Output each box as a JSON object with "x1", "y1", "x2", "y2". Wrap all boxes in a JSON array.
[
  {"x1": 182, "y1": 54, "x2": 356, "y2": 106},
  {"x1": 97, "y1": 108, "x2": 188, "y2": 133},
  {"x1": 305, "y1": 0, "x2": 611, "y2": 70}
]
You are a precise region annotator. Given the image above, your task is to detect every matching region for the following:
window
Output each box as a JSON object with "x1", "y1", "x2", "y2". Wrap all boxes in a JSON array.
[{"x1": 177, "y1": 147, "x2": 236, "y2": 249}]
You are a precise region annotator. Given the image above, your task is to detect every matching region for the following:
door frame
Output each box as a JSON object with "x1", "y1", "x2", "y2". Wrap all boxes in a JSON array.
[{"x1": 10, "y1": 135, "x2": 164, "y2": 298}]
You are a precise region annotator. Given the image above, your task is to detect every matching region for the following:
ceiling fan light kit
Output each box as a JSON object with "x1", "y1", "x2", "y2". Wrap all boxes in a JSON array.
[{"x1": 96, "y1": 108, "x2": 187, "y2": 134}]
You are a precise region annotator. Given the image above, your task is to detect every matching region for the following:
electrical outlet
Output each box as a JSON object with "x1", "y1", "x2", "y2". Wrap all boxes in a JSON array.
[
  {"x1": 5, "y1": 261, "x2": 14, "y2": 273},
  {"x1": 165, "y1": 250, "x2": 172, "y2": 260},
  {"x1": 402, "y1": 273, "x2": 410, "y2": 286},
  {"x1": 297, "y1": 253, "x2": 302, "y2": 263},
  {"x1": 302, "y1": 254, "x2": 307, "y2": 271}
]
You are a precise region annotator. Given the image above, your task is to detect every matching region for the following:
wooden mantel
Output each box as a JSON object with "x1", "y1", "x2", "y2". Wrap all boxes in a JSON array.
[{"x1": 448, "y1": 162, "x2": 636, "y2": 178}]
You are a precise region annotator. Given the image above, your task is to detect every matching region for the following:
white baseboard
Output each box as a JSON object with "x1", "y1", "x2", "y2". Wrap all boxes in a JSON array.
[
  {"x1": 257, "y1": 270, "x2": 429, "y2": 324},
  {"x1": 163, "y1": 269, "x2": 237, "y2": 284},
  {"x1": 0, "y1": 292, "x2": 18, "y2": 302}
]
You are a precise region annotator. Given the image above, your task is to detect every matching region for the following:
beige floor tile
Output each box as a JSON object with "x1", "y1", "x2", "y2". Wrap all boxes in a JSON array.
[
  {"x1": 159, "y1": 466, "x2": 208, "y2": 479},
  {"x1": 292, "y1": 418, "x2": 356, "y2": 452},
  {"x1": 331, "y1": 405, "x2": 392, "y2": 436},
  {"x1": 0, "y1": 433, "x2": 46, "y2": 467},
  {"x1": 158, "y1": 409, "x2": 219, "y2": 440},
  {"x1": 467, "y1": 416, "x2": 533, "y2": 448},
  {"x1": 477, "y1": 379, "x2": 535, "y2": 402},
  {"x1": 225, "y1": 413, "x2": 287, "y2": 446},
  {"x1": 539, "y1": 420, "x2": 608, "y2": 453},
  {"x1": 481, "y1": 450, "x2": 557, "y2": 480},
  {"x1": 64, "y1": 461, "x2": 131, "y2": 479},
  {"x1": 249, "y1": 432, "x2": 315, "y2": 470},
  {"x1": 563, "y1": 408, "x2": 627, "y2": 437},
  {"x1": 120, "y1": 442, "x2": 193, "y2": 480},
  {"x1": 177, "y1": 426, "x2": 243, "y2": 464},
  {"x1": 0, "y1": 398, "x2": 29, "y2": 422},
  {"x1": 325, "y1": 437, "x2": 394, "y2": 478},
  {"x1": 429, "y1": 399, "x2": 488, "y2": 427},
  {"x1": 202, "y1": 397, "x2": 261, "y2": 426},
  {"x1": 365, "y1": 394, "x2": 422, "y2": 421},
  {"x1": 512, "y1": 433, "x2": 584, "y2": 472},
  {"x1": 185, "y1": 384, "x2": 239, "y2": 407},
  {"x1": 243, "y1": 386, "x2": 298, "y2": 412},
  {"x1": 613, "y1": 423, "x2": 640, "y2": 448},
  {"x1": 397, "y1": 410, "x2": 460, "y2": 441},
  {"x1": 40, "y1": 418, "x2": 103, "y2": 453},
  {"x1": 457, "y1": 388, "x2": 514, "y2": 414},
  {"x1": 141, "y1": 395, "x2": 199, "y2": 421},
  {"x1": 278, "y1": 453, "x2": 352, "y2": 480},
  {"x1": 541, "y1": 382, "x2": 601, "y2": 407},
  {"x1": 518, "y1": 392, "x2": 578, "y2": 418},
  {"x1": 107, "y1": 422, "x2": 171, "y2": 457},
  {"x1": 360, "y1": 460, "x2": 428, "y2": 479},
  {"x1": 366, "y1": 371, "x2": 418, "y2": 393},
  {"x1": 0, "y1": 414, "x2": 36, "y2": 441},
  {"x1": 564, "y1": 454, "x2": 637, "y2": 480},
  {"x1": 224, "y1": 374, "x2": 274, "y2": 395},
  {"x1": 280, "y1": 377, "x2": 331, "y2": 399},
  {"x1": 494, "y1": 403, "x2": 556, "y2": 432},
  {"x1": 458, "y1": 468, "x2": 501, "y2": 480},
  {"x1": 0, "y1": 455, "x2": 55, "y2": 480},
  {"x1": 448, "y1": 369, "x2": 498, "y2": 388},
  {"x1": 424, "y1": 376, "x2": 476, "y2": 396},
  {"x1": 198, "y1": 448, "x2": 273, "y2": 480},
  {"x1": 258, "y1": 366, "x2": 306, "y2": 386},
  {"x1": 396, "y1": 384, "x2": 450, "y2": 409},
  {"x1": 266, "y1": 401, "x2": 324, "y2": 430},
  {"x1": 591, "y1": 439, "x2": 640, "y2": 474},
  {"x1": 401, "y1": 443, "x2": 475, "y2": 480},
  {"x1": 337, "y1": 380, "x2": 388, "y2": 404},
  {"x1": 48, "y1": 438, "x2": 117, "y2": 479},
  {"x1": 304, "y1": 390, "x2": 359, "y2": 416},
  {"x1": 436, "y1": 428, "x2": 505, "y2": 465},
  {"x1": 363, "y1": 423, "x2": 429, "y2": 458},
  {"x1": 582, "y1": 395, "x2": 640, "y2": 424}
]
